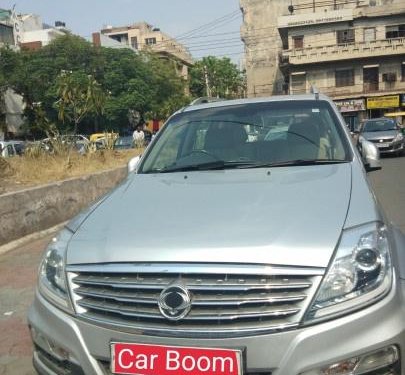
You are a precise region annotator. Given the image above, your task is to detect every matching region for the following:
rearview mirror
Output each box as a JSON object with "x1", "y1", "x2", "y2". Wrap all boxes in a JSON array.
[
  {"x1": 358, "y1": 136, "x2": 381, "y2": 172},
  {"x1": 128, "y1": 155, "x2": 141, "y2": 173}
]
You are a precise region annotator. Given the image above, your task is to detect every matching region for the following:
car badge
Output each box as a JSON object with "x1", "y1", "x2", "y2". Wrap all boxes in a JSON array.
[{"x1": 158, "y1": 284, "x2": 192, "y2": 321}]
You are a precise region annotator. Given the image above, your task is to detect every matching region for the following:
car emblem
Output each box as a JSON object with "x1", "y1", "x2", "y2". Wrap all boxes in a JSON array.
[
  {"x1": 379, "y1": 139, "x2": 384, "y2": 143},
  {"x1": 158, "y1": 284, "x2": 192, "y2": 321}
]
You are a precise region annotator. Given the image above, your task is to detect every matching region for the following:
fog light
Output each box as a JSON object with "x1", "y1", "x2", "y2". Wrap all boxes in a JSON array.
[
  {"x1": 300, "y1": 345, "x2": 399, "y2": 375},
  {"x1": 355, "y1": 345, "x2": 399, "y2": 373},
  {"x1": 30, "y1": 326, "x2": 70, "y2": 361},
  {"x1": 321, "y1": 358, "x2": 358, "y2": 374}
]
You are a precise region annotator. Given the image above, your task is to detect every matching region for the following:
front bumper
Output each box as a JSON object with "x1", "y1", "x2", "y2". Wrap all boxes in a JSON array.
[
  {"x1": 374, "y1": 141, "x2": 404, "y2": 154},
  {"x1": 28, "y1": 279, "x2": 405, "y2": 375}
]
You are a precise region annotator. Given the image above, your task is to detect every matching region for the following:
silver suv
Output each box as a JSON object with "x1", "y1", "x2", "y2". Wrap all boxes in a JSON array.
[{"x1": 29, "y1": 94, "x2": 405, "y2": 375}]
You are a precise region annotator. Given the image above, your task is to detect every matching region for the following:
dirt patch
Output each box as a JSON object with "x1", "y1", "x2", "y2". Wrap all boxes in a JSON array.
[{"x1": 0, "y1": 149, "x2": 142, "y2": 195}]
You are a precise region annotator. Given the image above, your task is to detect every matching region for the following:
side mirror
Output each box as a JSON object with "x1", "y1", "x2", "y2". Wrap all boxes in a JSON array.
[
  {"x1": 128, "y1": 155, "x2": 141, "y2": 173},
  {"x1": 358, "y1": 137, "x2": 381, "y2": 172}
]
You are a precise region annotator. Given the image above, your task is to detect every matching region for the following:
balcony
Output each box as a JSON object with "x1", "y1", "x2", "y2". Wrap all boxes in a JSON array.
[
  {"x1": 150, "y1": 43, "x2": 193, "y2": 65},
  {"x1": 283, "y1": 37, "x2": 405, "y2": 65}
]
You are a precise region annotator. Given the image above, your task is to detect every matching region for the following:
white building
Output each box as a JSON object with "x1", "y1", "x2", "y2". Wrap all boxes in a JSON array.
[{"x1": 95, "y1": 22, "x2": 193, "y2": 80}]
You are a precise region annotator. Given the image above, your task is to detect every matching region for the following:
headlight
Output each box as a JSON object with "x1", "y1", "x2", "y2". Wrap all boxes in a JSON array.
[
  {"x1": 394, "y1": 132, "x2": 403, "y2": 142},
  {"x1": 38, "y1": 228, "x2": 73, "y2": 312},
  {"x1": 305, "y1": 222, "x2": 392, "y2": 322}
]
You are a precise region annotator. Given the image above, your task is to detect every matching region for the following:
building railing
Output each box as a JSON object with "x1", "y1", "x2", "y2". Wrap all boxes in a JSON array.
[
  {"x1": 283, "y1": 37, "x2": 405, "y2": 64},
  {"x1": 151, "y1": 43, "x2": 193, "y2": 65},
  {"x1": 298, "y1": 81, "x2": 405, "y2": 99}
]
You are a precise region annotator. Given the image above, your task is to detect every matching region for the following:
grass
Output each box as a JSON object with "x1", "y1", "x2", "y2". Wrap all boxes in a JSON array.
[{"x1": 0, "y1": 148, "x2": 143, "y2": 195}]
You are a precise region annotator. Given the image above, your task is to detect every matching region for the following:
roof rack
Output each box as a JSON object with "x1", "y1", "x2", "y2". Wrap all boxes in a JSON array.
[{"x1": 189, "y1": 97, "x2": 225, "y2": 106}]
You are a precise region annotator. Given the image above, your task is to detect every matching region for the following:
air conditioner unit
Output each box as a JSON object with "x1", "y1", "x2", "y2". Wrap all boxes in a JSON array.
[{"x1": 382, "y1": 73, "x2": 397, "y2": 82}]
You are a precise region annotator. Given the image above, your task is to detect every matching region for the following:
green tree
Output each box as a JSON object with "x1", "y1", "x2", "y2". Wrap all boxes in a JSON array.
[
  {"x1": 0, "y1": 47, "x2": 21, "y2": 136},
  {"x1": 146, "y1": 53, "x2": 189, "y2": 120},
  {"x1": 190, "y1": 56, "x2": 245, "y2": 99},
  {"x1": 0, "y1": 34, "x2": 192, "y2": 136},
  {"x1": 55, "y1": 71, "x2": 105, "y2": 134}
]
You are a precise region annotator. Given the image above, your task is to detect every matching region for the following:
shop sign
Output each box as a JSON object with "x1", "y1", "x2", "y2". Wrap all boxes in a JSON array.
[
  {"x1": 278, "y1": 9, "x2": 353, "y2": 28},
  {"x1": 334, "y1": 99, "x2": 365, "y2": 112},
  {"x1": 366, "y1": 95, "x2": 400, "y2": 109}
]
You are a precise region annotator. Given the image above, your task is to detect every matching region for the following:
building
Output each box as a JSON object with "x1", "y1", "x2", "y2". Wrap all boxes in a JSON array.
[
  {"x1": 240, "y1": 0, "x2": 289, "y2": 97},
  {"x1": 0, "y1": 9, "x2": 68, "y2": 139},
  {"x1": 94, "y1": 22, "x2": 193, "y2": 80},
  {"x1": 278, "y1": 0, "x2": 405, "y2": 127},
  {"x1": 19, "y1": 15, "x2": 68, "y2": 50},
  {"x1": 0, "y1": 8, "x2": 18, "y2": 49}
]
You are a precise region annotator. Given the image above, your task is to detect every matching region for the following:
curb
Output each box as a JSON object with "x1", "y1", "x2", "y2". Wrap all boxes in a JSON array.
[{"x1": 0, "y1": 222, "x2": 67, "y2": 256}]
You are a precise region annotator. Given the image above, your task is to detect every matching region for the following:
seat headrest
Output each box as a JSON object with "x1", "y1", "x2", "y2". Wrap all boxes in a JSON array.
[
  {"x1": 288, "y1": 118, "x2": 320, "y2": 145},
  {"x1": 205, "y1": 123, "x2": 247, "y2": 149}
]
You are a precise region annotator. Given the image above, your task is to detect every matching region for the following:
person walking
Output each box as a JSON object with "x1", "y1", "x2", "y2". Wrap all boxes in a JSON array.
[{"x1": 133, "y1": 124, "x2": 145, "y2": 148}]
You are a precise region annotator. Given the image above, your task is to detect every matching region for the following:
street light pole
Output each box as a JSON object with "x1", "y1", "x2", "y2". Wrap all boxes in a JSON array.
[{"x1": 204, "y1": 65, "x2": 211, "y2": 97}]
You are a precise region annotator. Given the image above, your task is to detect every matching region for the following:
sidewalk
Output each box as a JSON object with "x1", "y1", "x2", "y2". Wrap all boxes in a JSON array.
[{"x1": 0, "y1": 235, "x2": 52, "y2": 375}]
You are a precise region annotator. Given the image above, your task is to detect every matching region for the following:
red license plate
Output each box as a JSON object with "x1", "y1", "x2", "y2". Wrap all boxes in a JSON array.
[{"x1": 111, "y1": 342, "x2": 243, "y2": 375}]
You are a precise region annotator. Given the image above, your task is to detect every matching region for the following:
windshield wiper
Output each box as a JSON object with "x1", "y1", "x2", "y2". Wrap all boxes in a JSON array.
[
  {"x1": 147, "y1": 160, "x2": 256, "y2": 173},
  {"x1": 239, "y1": 159, "x2": 349, "y2": 169}
]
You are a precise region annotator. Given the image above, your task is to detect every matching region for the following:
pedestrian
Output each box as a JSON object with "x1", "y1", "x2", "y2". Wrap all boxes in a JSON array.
[{"x1": 133, "y1": 124, "x2": 145, "y2": 148}]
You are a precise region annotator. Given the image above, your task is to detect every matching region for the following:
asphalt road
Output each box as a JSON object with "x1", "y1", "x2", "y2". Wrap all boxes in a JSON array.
[
  {"x1": 0, "y1": 155, "x2": 404, "y2": 375},
  {"x1": 368, "y1": 155, "x2": 405, "y2": 233}
]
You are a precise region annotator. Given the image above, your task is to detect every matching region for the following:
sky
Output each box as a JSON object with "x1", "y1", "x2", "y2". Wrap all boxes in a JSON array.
[{"x1": 1, "y1": 0, "x2": 244, "y2": 63}]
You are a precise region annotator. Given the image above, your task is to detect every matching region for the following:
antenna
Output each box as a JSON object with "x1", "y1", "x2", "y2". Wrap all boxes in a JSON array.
[{"x1": 310, "y1": 84, "x2": 319, "y2": 100}]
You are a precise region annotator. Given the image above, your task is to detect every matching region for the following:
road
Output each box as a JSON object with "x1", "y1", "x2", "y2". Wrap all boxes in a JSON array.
[{"x1": 0, "y1": 156, "x2": 404, "y2": 375}]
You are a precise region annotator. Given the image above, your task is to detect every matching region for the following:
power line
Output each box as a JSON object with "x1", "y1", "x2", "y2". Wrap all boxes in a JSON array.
[
  {"x1": 189, "y1": 43, "x2": 244, "y2": 52},
  {"x1": 173, "y1": 10, "x2": 240, "y2": 40}
]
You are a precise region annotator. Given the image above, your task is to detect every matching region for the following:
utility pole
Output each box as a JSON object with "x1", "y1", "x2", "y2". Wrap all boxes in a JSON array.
[{"x1": 203, "y1": 65, "x2": 211, "y2": 97}]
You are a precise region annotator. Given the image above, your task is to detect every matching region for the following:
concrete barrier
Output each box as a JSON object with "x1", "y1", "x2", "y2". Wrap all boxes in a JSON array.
[{"x1": 0, "y1": 167, "x2": 127, "y2": 246}]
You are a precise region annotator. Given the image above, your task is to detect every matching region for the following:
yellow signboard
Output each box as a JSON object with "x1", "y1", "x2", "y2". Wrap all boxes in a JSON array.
[{"x1": 367, "y1": 95, "x2": 400, "y2": 109}]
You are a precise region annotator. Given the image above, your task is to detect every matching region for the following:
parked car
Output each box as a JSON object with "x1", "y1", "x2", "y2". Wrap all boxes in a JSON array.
[
  {"x1": 89, "y1": 132, "x2": 118, "y2": 143},
  {"x1": 0, "y1": 140, "x2": 25, "y2": 158},
  {"x1": 113, "y1": 136, "x2": 135, "y2": 150},
  {"x1": 358, "y1": 117, "x2": 404, "y2": 156},
  {"x1": 29, "y1": 94, "x2": 405, "y2": 375}
]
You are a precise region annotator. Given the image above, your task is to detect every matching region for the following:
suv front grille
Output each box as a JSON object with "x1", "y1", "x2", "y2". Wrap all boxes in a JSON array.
[{"x1": 67, "y1": 263, "x2": 323, "y2": 338}]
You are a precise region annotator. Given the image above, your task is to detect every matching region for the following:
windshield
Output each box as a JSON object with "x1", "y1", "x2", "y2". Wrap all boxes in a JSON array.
[
  {"x1": 363, "y1": 119, "x2": 397, "y2": 132},
  {"x1": 140, "y1": 100, "x2": 351, "y2": 173}
]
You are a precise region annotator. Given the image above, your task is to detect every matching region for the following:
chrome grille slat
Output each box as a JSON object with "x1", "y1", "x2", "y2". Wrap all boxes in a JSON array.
[
  {"x1": 77, "y1": 297, "x2": 301, "y2": 321},
  {"x1": 72, "y1": 275, "x2": 313, "y2": 291},
  {"x1": 68, "y1": 264, "x2": 323, "y2": 338},
  {"x1": 75, "y1": 285, "x2": 307, "y2": 306}
]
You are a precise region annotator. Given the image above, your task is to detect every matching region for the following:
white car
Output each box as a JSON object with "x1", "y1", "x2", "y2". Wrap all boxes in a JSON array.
[{"x1": 0, "y1": 140, "x2": 25, "y2": 158}]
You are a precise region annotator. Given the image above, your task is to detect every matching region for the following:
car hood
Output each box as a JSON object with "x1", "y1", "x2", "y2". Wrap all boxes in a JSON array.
[
  {"x1": 67, "y1": 164, "x2": 352, "y2": 268},
  {"x1": 362, "y1": 130, "x2": 398, "y2": 140}
]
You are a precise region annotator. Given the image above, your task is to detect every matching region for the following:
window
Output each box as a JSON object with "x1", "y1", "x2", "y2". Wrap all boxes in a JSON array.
[
  {"x1": 386, "y1": 25, "x2": 405, "y2": 39},
  {"x1": 290, "y1": 73, "x2": 306, "y2": 94},
  {"x1": 363, "y1": 66, "x2": 379, "y2": 92},
  {"x1": 402, "y1": 64, "x2": 405, "y2": 81},
  {"x1": 0, "y1": 24, "x2": 14, "y2": 45},
  {"x1": 364, "y1": 28, "x2": 376, "y2": 42},
  {"x1": 337, "y1": 29, "x2": 355, "y2": 44},
  {"x1": 131, "y1": 36, "x2": 138, "y2": 49},
  {"x1": 293, "y1": 36, "x2": 304, "y2": 49},
  {"x1": 335, "y1": 69, "x2": 355, "y2": 87},
  {"x1": 145, "y1": 37, "x2": 157, "y2": 45},
  {"x1": 109, "y1": 33, "x2": 129, "y2": 44}
]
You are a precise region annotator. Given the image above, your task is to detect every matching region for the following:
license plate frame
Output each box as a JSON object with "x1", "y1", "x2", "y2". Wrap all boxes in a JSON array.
[{"x1": 111, "y1": 342, "x2": 244, "y2": 375}]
